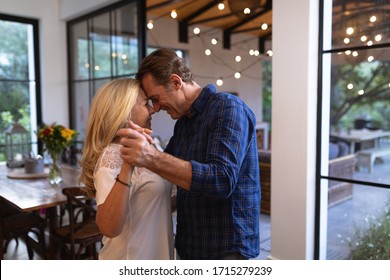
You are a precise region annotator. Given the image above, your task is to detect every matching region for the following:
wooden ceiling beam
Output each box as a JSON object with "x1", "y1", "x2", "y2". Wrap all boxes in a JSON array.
[
  {"x1": 179, "y1": 0, "x2": 219, "y2": 43},
  {"x1": 223, "y1": 0, "x2": 272, "y2": 49}
]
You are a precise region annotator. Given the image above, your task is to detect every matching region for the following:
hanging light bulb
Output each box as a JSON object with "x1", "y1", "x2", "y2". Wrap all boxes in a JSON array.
[
  {"x1": 147, "y1": 20, "x2": 154, "y2": 30},
  {"x1": 344, "y1": 38, "x2": 350, "y2": 44},
  {"x1": 367, "y1": 56, "x2": 374, "y2": 62},
  {"x1": 243, "y1": 8, "x2": 251, "y2": 15},
  {"x1": 249, "y1": 49, "x2": 255, "y2": 56},
  {"x1": 358, "y1": 90, "x2": 364, "y2": 95},
  {"x1": 216, "y1": 78, "x2": 223, "y2": 86},
  {"x1": 347, "y1": 83, "x2": 354, "y2": 90},
  {"x1": 370, "y1": 15, "x2": 377, "y2": 22},
  {"x1": 234, "y1": 72, "x2": 241, "y2": 79},
  {"x1": 193, "y1": 27, "x2": 200, "y2": 35},
  {"x1": 261, "y1": 23, "x2": 268, "y2": 30},
  {"x1": 346, "y1": 27, "x2": 354, "y2": 35},
  {"x1": 235, "y1": 55, "x2": 241, "y2": 62},
  {"x1": 211, "y1": 38, "x2": 218, "y2": 45},
  {"x1": 171, "y1": 9, "x2": 177, "y2": 19},
  {"x1": 218, "y1": 2, "x2": 225, "y2": 10},
  {"x1": 205, "y1": 49, "x2": 212, "y2": 56},
  {"x1": 266, "y1": 50, "x2": 273, "y2": 57}
]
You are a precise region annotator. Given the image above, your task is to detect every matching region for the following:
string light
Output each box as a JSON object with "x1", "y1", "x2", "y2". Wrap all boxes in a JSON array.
[
  {"x1": 243, "y1": 8, "x2": 251, "y2": 15},
  {"x1": 347, "y1": 83, "x2": 354, "y2": 90},
  {"x1": 218, "y1": 2, "x2": 225, "y2": 10},
  {"x1": 375, "y1": 34, "x2": 382, "y2": 42},
  {"x1": 358, "y1": 90, "x2": 364, "y2": 95},
  {"x1": 367, "y1": 56, "x2": 374, "y2": 62},
  {"x1": 346, "y1": 27, "x2": 354, "y2": 35},
  {"x1": 370, "y1": 15, "x2": 377, "y2": 23},
  {"x1": 147, "y1": 20, "x2": 154, "y2": 30},
  {"x1": 367, "y1": 40, "x2": 373, "y2": 46},
  {"x1": 146, "y1": 2, "x2": 272, "y2": 84},
  {"x1": 360, "y1": 35, "x2": 367, "y2": 42},
  {"x1": 171, "y1": 9, "x2": 177, "y2": 19},
  {"x1": 344, "y1": 38, "x2": 350, "y2": 44}
]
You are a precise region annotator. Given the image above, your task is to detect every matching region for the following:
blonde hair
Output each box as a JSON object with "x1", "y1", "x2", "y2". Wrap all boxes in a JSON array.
[{"x1": 78, "y1": 78, "x2": 139, "y2": 196}]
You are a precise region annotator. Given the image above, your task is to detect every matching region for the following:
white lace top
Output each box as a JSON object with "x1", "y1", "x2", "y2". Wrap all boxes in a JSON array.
[{"x1": 94, "y1": 143, "x2": 174, "y2": 260}]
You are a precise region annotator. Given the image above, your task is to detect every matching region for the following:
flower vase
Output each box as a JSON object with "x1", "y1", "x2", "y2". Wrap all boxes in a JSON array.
[{"x1": 49, "y1": 151, "x2": 63, "y2": 186}]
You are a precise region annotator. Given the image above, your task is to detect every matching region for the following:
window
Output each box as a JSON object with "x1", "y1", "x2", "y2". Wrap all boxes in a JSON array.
[
  {"x1": 67, "y1": 0, "x2": 146, "y2": 141},
  {"x1": 0, "y1": 14, "x2": 41, "y2": 162},
  {"x1": 318, "y1": 0, "x2": 390, "y2": 260}
]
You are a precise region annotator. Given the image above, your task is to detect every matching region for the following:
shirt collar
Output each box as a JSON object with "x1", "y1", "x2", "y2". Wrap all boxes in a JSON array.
[{"x1": 188, "y1": 84, "x2": 216, "y2": 118}]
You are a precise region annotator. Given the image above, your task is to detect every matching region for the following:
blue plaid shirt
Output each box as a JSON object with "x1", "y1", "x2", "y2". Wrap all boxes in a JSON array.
[{"x1": 165, "y1": 84, "x2": 260, "y2": 259}]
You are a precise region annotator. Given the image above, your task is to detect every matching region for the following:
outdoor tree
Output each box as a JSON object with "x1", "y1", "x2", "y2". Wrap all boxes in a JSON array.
[{"x1": 330, "y1": 59, "x2": 390, "y2": 130}]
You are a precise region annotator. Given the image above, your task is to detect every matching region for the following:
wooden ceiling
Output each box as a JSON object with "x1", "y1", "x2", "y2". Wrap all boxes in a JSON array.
[{"x1": 146, "y1": 0, "x2": 272, "y2": 49}]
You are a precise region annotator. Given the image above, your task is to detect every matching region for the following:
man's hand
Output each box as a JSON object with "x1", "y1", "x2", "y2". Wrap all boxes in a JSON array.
[
  {"x1": 117, "y1": 122, "x2": 157, "y2": 168},
  {"x1": 127, "y1": 120, "x2": 154, "y2": 144}
]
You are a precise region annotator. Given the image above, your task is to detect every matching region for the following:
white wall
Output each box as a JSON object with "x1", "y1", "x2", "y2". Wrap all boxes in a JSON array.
[{"x1": 0, "y1": 0, "x2": 69, "y2": 127}]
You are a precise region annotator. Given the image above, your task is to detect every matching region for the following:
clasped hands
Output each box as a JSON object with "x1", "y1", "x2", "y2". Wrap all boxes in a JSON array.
[{"x1": 117, "y1": 121, "x2": 157, "y2": 167}]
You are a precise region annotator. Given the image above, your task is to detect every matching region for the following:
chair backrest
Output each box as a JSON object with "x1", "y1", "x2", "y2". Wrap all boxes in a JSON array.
[
  {"x1": 62, "y1": 187, "x2": 96, "y2": 236},
  {"x1": 60, "y1": 187, "x2": 101, "y2": 259}
]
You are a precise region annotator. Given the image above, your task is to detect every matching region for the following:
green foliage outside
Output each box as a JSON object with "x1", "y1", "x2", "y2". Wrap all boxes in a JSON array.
[
  {"x1": 0, "y1": 19, "x2": 31, "y2": 161},
  {"x1": 262, "y1": 60, "x2": 272, "y2": 124},
  {"x1": 349, "y1": 203, "x2": 390, "y2": 260},
  {"x1": 330, "y1": 60, "x2": 390, "y2": 131}
]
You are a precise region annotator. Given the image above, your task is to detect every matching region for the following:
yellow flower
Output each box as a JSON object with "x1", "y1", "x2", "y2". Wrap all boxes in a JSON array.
[{"x1": 36, "y1": 123, "x2": 77, "y2": 155}]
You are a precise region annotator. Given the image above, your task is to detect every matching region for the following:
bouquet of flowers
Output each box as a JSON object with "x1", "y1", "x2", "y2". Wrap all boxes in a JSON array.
[
  {"x1": 37, "y1": 123, "x2": 77, "y2": 185},
  {"x1": 37, "y1": 123, "x2": 77, "y2": 155}
]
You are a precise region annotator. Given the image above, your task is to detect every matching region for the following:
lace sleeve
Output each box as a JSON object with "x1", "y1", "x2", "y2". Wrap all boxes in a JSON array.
[{"x1": 95, "y1": 144, "x2": 123, "y2": 174}]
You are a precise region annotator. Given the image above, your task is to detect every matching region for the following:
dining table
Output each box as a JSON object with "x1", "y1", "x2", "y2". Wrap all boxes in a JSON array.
[
  {"x1": 0, "y1": 163, "x2": 80, "y2": 259},
  {"x1": 330, "y1": 129, "x2": 390, "y2": 153}
]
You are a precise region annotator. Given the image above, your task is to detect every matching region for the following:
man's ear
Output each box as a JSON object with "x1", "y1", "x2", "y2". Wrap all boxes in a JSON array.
[{"x1": 170, "y1": 74, "x2": 182, "y2": 90}]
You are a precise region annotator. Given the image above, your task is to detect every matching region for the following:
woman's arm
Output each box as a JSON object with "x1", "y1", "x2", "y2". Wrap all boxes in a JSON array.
[{"x1": 95, "y1": 163, "x2": 133, "y2": 238}]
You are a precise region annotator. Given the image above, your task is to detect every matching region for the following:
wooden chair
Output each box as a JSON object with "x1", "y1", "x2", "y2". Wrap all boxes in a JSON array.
[
  {"x1": 52, "y1": 187, "x2": 102, "y2": 259},
  {"x1": 0, "y1": 198, "x2": 47, "y2": 260}
]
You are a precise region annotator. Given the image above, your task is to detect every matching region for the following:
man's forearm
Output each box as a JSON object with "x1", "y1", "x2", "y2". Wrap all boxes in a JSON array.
[{"x1": 147, "y1": 150, "x2": 192, "y2": 191}]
